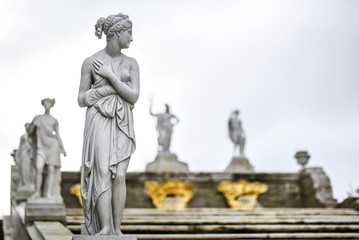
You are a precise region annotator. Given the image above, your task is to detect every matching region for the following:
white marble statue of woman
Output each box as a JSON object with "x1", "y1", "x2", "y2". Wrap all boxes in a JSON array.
[
  {"x1": 29, "y1": 98, "x2": 66, "y2": 200},
  {"x1": 78, "y1": 13, "x2": 139, "y2": 235}
]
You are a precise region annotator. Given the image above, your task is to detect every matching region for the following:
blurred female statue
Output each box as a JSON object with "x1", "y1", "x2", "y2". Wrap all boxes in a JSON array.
[
  {"x1": 78, "y1": 13, "x2": 139, "y2": 235},
  {"x1": 15, "y1": 123, "x2": 35, "y2": 191}
]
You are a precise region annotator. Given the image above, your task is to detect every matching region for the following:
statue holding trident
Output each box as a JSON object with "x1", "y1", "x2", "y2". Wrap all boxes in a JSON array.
[
  {"x1": 149, "y1": 98, "x2": 179, "y2": 153},
  {"x1": 146, "y1": 98, "x2": 189, "y2": 173}
]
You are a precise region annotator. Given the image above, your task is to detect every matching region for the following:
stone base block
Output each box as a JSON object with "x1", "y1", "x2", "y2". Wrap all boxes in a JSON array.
[
  {"x1": 224, "y1": 156, "x2": 255, "y2": 173},
  {"x1": 25, "y1": 198, "x2": 66, "y2": 225},
  {"x1": 15, "y1": 190, "x2": 35, "y2": 203},
  {"x1": 72, "y1": 236, "x2": 137, "y2": 240},
  {"x1": 146, "y1": 152, "x2": 189, "y2": 173}
]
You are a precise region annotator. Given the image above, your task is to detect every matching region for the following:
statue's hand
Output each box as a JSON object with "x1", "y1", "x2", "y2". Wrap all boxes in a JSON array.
[
  {"x1": 62, "y1": 150, "x2": 67, "y2": 157},
  {"x1": 93, "y1": 60, "x2": 115, "y2": 80}
]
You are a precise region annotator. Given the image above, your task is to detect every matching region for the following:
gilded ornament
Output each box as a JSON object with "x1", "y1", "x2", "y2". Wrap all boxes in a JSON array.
[
  {"x1": 145, "y1": 180, "x2": 193, "y2": 209},
  {"x1": 217, "y1": 179, "x2": 268, "y2": 210},
  {"x1": 70, "y1": 183, "x2": 82, "y2": 206}
]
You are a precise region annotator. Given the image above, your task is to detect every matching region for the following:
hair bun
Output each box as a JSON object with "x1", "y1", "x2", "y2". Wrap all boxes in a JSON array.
[{"x1": 95, "y1": 17, "x2": 106, "y2": 39}]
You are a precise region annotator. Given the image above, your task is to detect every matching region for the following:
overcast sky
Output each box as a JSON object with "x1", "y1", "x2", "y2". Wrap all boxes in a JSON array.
[{"x1": 1, "y1": 0, "x2": 359, "y2": 217}]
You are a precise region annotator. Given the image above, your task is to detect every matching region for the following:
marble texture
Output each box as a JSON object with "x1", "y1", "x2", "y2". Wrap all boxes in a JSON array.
[
  {"x1": 228, "y1": 110, "x2": 246, "y2": 157},
  {"x1": 149, "y1": 102, "x2": 179, "y2": 153},
  {"x1": 78, "y1": 13, "x2": 139, "y2": 235},
  {"x1": 14, "y1": 123, "x2": 35, "y2": 193},
  {"x1": 224, "y1": 156, "x2": 254, "y2": 173},
  {"x1": 28, "y1": 98, "x2": 66, "y2": 201},
  {"x1": 146, "y1": 152, "x2": 189, "y2": 173},
  {"x1": 25, "y1": 199, "x2": 66, "y2": 225}
]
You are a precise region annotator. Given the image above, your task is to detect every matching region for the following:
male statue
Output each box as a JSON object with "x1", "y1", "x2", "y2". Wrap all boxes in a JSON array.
[
  {"x1": 228, "y1": 110, "x2": 246, "y2": 157},
  {"x1": 150, "y1": 102, "x2": 179, "y2": 153},
  {"x1": 29, "y1": 98, "x2": 66, "y2": 201}
]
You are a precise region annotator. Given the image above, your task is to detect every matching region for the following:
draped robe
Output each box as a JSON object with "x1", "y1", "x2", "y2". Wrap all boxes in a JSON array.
[{"x1": 80, "y1": 65, "x2": 136, "y2": 235}]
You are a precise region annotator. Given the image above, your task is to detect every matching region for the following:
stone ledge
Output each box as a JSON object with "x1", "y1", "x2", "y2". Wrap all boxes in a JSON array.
[
  {"x1": 25, "y1": 200, "x2": 66, "y2": 225},
  {"x1": 72, "y1": 236, "x2": 136, "y2": 240},
  {"x1": 33, "y1": 221, "x2": 73, "y2": 240}
]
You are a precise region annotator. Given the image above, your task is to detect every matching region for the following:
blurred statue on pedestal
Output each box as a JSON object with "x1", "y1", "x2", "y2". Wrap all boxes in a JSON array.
[
  {"x1": 25, "y1": 98, "x2": 67, "y2": 224},
  {"x1": 228, "y1": 110, "x2": 246, "y2": 157},
  {"x1": 146, "y1": 99, "x2": 189, "y2": 173},
  {"x1": 29, "y1": 98, "x2": 66, "y2": 201},
  {"x1": 77, "y1": 12, "x2": 139, "y2": 237},
  {"x1": 149, "y1": 101, "x2": 179, "y2": 153},
  {"x1": 225, "y1": 110, "x2": 254, "y2": 173},
  {"x1": 14, "y1": 123, "x2": 35, "y2": 195}
]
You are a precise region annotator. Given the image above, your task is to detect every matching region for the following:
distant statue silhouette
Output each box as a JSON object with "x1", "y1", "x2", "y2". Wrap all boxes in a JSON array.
[
  {"x1": 29, "y1": 98, "x2": 66, "y2": 201},
  {"x1": 228, "y1": 110, "x2": 246, "y2": 157},
  {"x1": 15, "y1": 123, "x2": 35, "y2": 191},
  {"x1": 150, "y1": 102, "x2": 179, "y2": 153}
]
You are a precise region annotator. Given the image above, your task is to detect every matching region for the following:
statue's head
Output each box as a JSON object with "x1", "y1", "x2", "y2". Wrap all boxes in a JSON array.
[
  {"x1": 95, "y1": 13, "x2": 133, "y2": 47},
  {"x1": 41, "y1": 98, "x2": 55, "y2": 110},
  {"x1": 233, "y1": 110, "x2": 239, "y2": 116}
]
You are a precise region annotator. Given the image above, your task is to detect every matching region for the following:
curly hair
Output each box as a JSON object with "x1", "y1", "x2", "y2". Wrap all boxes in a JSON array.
[
  {"x1": 95, "y1": 13, "x2": 132, "y2": 42},
  {"x1": 41, "y1": 98, "x2": 55, "y2": 107}
]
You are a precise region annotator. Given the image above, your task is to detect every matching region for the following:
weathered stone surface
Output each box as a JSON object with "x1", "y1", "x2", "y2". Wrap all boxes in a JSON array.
[
  {"x1": 25, "y1": 200, "x2": 66, "y2": 225},
  {"x1": 146, "y1": 152, "x2": 189, "y2": 173},
  {"x1": 11, "y1": 204, "x2": 31, "y2": 240},
  {"x1": 224, "y1": 156, "x2": 254, "y2": 173},
  {"x1": 60, "y1": 172, "x2": 302, "y2": 208},
  {"x1": 337, "y1": 197, "x2": 359, "y2": 211},
  {"x1": 2, "y1": 216, "x2": 15, "y2": 240},
  {"x1": 14, "y1": 190, "x2": 35, "y2": 204},
  {"x1": 12, "y1": 168, "x2": 336, "y2": 209},
  {"x1": 34, "y1": 221, "x2": 72, "y2": 240},
  {"x1": 66, "y1": 208, "x2": 359, "y2": 239},
  {"x1": 300, "y1": 167, "x2": 337, "y2": 208},
  {"x1": 72, "y1": 236, "x2": 136, "y2": 240}
]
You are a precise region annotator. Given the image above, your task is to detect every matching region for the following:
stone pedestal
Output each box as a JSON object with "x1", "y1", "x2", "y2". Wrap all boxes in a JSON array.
[
  {"x1": 224, "y1": 156, "x2": 254, "y2": 173},
  {"x1": 146, "y1": 152, "x2": 189, "y2": 173},
  {"x1": 73, "y1": 236, "x2": 136, "y2": 240},
  {"x1": 25, "y1": 198, "x2": 66, "y2": 225},
  {"x1": 14, "y1": 190, "x2": 35, "y2": 203}
]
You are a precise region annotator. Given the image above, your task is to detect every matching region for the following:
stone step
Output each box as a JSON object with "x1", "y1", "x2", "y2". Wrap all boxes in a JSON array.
[
  {"x1": 66, "y1": 215, "x2": 359, "y2": 225},
  {"x1": 67, "y1": 208, "x2": 359, "y2": 216},
  {"x1": 128, "y1": 233, "x2": 359, "y2": 239},
  {"x1": 65, "y1": 208, "x2": 359, "y2": 239},
  {"x1": 67, "y1": 224, "x2": 359, "y2": 233}
]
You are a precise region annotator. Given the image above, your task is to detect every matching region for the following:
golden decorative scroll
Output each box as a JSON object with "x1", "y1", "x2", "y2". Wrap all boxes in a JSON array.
[
  {"x1": 145, "y1": 180, "x2": 194, "y2": 209},
  {"x1": 70, "y1": 183, "x2": 82, "y2": 206},
  {"x1": 217, "y1": 179, "x2": 268, "y2": 210}
]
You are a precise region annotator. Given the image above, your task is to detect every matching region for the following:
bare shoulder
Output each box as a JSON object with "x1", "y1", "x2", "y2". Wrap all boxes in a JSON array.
[
  {"x1": 82, "y1": 50, "x2": 105, "y2": 69},
  {"x1": 129, "y1": 56, "x2": 139, "y2": 67},
  {"x1": 122, "y1": 54, "x2": 138, "y2": 67}
]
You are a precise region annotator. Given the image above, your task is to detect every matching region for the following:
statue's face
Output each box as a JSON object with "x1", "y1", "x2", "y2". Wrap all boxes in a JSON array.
[
  {"x1": 117, "y1": 28, "x2": 133, "y2": 49},
  {"x1": 42, "y1": 100, "x2": 53, "y2": 110}
]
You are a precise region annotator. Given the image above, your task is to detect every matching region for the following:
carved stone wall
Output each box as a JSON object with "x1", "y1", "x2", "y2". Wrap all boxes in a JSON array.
[
  {"x1": 299, "y1": 167, "x2": 337, "y2": 208},
  {"x1": 60, "y1": 172, "x2": 303, "y2": 208},
  {"x1": 10, "y1": 167, "x2": 337, "y2": 209}
]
